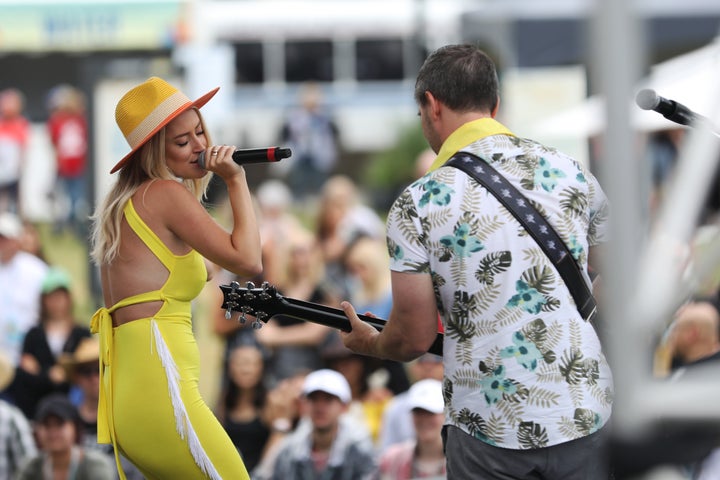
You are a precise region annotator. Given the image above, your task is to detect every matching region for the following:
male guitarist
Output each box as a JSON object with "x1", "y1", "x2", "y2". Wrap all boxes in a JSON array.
[{"x1": 339, "y1": 44, "x2": 613, "y2": 480}]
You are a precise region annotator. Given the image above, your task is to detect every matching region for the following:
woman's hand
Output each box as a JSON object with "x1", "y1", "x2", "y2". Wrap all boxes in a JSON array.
[{"x1": 202, "y1": 145, "x2": 245, "y2": 181}]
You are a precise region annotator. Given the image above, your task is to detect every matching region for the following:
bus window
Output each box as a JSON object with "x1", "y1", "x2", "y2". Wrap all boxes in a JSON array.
[
  {"x1": 356, "y1": 38, "x2": 404, "y2": 81},
  {"x1": 234, "y1": 42, "x2": 264, "y2": 84},
  {"x1": 285, "y1": 40, "x2": 333, "y2": 82}
]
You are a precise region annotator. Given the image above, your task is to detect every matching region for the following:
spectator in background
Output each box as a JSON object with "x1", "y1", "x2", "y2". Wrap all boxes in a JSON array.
[
  {"x1": 320, "y1": 334, "x2": 399, "y2": 448},
  {"x1": 279, "y1": 83, "x2": 340, "y2": 200},
  {"x1": 343, "y1": 236, "x2": 393, "y2": 320},
  {"x1": 613, "y1": 299, "x2": 720, "y2": 479},
  {"x1": 258, "y1": 368, "x2": 376, "y2": 480},
  {"x1": 376, "y1": 379, "x2": 446, "y2": 480},
  {"x1": 16, "y1": 393, "x2": 114, "y2": 480},
  {"x1": 255, "y1": 226, "x2": 337, "y2": 385},
  {"x1": 379, "y1": 353, "x2": 444, "y2": 452},
  {"x1": 47, "y1": 84, "x2": 89, "y2": 236},
  {"x1": 251, "y1": 372, "x2": 307, "y2": 479},
  {"x1": 19, "y1": 219, "x2": 47, "y2": 261},
  {"x1": 0, "y1": 211, "x2": 48, "y2": 400},
  {"x1": 0, "y1": 88, "x2": 30, "y2": 215},
  {"x1": 13, "y1": 267, "x2": 91, "y2": 419},
  {"x1": 315, "y1": 175, "x2": 385, "y2": 299},
  {"x1": 0, "y1": 349, "x2": 37, "y2": 479},
  {"x1": 217, "y1": 343, "x2": 271, "y2": 473},
  {"x1": 414, "y1": 148, "x2": 436, "y2": 179},
  {"x1": 255, "y1": 179, "x2": 303, "y2": 288}
]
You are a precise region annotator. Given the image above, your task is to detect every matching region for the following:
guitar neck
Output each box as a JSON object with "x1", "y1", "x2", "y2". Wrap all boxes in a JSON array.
[{"x1": 274, "y1": 296, "x2": 444, "y2": 357}]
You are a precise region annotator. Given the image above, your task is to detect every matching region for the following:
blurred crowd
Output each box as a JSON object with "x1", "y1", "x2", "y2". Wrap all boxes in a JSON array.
[
  {"x1": 2, "y1": 74, "x2": 720, "y2": 480},
  {"x1": 0, "y1": 169, "x2": 447, "y2": 478},
  {"x1": 0, "y1": 84, "x2": 449, "y2": 478}
]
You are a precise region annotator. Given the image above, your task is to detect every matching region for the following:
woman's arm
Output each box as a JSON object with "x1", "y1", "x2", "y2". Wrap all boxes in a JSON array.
[{"x1": 146, "y1": 176, "x2": 262, "y2": 279}]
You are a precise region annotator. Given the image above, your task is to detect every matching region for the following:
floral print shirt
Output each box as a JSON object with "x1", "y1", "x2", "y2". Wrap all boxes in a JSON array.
[{"x1": 386, "y1": 131, "x2": 613, "y2": 449}]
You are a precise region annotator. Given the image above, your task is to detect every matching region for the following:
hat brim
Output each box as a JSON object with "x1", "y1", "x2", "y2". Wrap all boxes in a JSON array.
[{"x1": 110, "y1": 86, "x2": 219, "y2": 174}]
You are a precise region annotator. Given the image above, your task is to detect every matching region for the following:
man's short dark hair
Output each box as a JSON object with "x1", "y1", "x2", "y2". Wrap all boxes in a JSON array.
[{"x1": 414, "y1": 44, "x2": 499, "y2": 114}]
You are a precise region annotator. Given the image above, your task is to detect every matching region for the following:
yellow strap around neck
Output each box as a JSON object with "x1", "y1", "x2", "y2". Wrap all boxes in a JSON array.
[{"x1": 427, "y1": 118, "x2": 515, "y2": 172}]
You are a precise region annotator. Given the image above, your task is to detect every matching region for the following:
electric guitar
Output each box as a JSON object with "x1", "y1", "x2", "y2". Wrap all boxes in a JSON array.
[{"x1": 218, "y1": 281, "x2": 444, "y2": 357}]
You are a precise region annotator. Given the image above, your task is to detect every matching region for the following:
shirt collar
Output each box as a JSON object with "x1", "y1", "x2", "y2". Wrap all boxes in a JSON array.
[{"x1": 427, "y1": 118, "x2": 515, "y2": 172}]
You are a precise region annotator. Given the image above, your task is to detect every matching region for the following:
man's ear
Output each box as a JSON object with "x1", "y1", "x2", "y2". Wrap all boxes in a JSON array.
[
  {"x1": 491, "y1": 96, "x2": 500, "y2": 118},
  {"x1": 424, "y1": 91, "x2": 442, "y2": 120}
]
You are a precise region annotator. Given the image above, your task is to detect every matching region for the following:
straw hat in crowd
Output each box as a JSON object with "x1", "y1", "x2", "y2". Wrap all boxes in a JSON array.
[{"x1": 59, "y1": 336, "x2": 100, "y2": 377}]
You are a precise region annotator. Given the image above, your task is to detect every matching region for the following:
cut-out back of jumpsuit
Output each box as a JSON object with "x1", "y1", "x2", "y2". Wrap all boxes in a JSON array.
[{"x1": 91, "y1": 198, "x2": 250, "y2": 480}]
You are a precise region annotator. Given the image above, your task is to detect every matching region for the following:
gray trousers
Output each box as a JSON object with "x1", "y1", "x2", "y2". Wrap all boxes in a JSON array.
[{"x1": 442, "y1": 425, "x2": 610, "y2": 480}]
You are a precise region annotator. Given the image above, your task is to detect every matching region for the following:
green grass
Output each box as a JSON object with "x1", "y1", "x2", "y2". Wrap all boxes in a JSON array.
[{"x1": 36, "y1": 222, "x2": 96, "y2": 326}]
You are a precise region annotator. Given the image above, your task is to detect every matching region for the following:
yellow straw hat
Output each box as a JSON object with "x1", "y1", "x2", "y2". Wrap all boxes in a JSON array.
[{"x1": 111, "y1": 76, "x2": 219, "y2": 173}]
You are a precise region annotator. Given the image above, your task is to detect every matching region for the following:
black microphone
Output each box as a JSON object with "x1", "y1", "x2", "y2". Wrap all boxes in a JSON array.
[
  {"x1": 198, "y1": 147, "x2": 292, "y2": 169},
  {"x1": 635, "y1": 89, "x2": 701, "y2": 126}
]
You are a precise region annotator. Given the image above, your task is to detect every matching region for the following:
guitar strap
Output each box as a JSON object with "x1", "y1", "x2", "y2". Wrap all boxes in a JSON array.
[{"x1": 446, "y1": 152, "x2": 598, "y2": 325}]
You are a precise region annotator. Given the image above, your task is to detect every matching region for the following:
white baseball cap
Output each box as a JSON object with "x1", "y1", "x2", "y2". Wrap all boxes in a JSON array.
[
  {"x1": 302, "y1": 369, "x2": 352, "y2": 404},
  {"x1": 408, "y1": 379, "x2": 444, "y2": 414},
  {"x1": 0, "y1": 212, "x2": 22, "y2": 239}
]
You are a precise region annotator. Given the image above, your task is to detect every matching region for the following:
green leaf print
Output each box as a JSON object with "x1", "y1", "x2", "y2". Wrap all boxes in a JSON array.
[
  {"x1": 446, "y1": 291, "x2": 478, "y2": 342},
  {"x1": 521, "y1": 266, "x2": 555, "y2": 295},
  {"x1": 457, "y1": 408, "x2": 497, "y2": 446},
  {"x1": 559, "y1": 186, "x2": 589, "y2": 218},
  {"x1": 475, "y1": 251, "x2": 512, "y2": 285},
  {"x1": 574, "y1": 408, "x2": 603, "y2": 435},
  {"x1": 517, "y1": 421, "x2": 549, "y2": 449},
  {"x1": 559, "y1": 348, "x2": 587, "y2": 385}
]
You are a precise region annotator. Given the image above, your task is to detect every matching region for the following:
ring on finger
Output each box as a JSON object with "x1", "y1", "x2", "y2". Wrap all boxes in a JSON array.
[{"x1": 211, "y1": 149, "x2": 219, "y2": 156}]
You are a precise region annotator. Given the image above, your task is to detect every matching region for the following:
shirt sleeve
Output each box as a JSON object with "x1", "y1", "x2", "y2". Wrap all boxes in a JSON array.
[{"x1": 386, "y1": 188, "x2": 431, "y2": 275}]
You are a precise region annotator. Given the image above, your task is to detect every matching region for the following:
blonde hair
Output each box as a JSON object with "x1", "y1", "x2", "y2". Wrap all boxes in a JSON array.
[{"x1": 90, "y1": 108, "x2": 212, "y2": 266}]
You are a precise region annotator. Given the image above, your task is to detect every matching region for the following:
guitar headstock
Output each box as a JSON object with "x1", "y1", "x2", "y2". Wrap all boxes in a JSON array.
[{"x1": 218, "y1": 281, "x2": 284, "y2": 329}]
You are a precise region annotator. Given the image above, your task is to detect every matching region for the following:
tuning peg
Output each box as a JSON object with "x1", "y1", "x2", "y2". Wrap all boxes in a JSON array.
[
  {"x1": 246, "y1": 281, "x2": 256, "y2": 290},
  {"x1": 251, "y1": 320, "x2": 263, "y2": 329},
  {"x1": 239, "y1": 312, "x2": 247, "y2": 324},
  {"x1": 224, "y1": 308, "x2": 232, "y2": 320}
]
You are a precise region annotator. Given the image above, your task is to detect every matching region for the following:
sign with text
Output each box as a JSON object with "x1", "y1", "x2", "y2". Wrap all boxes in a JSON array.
[{"x1": 0, "y1": 1, "x2": 186, "y2": 52}]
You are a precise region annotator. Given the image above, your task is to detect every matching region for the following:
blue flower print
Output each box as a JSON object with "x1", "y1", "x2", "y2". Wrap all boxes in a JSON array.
[
  {"x1": 418, "y1": 179, "x2": 454, "y2": 207},
  {"x1": 567, "y1": 236, "x2": 584, "y2": 261},
  {"x1": 439, "y1": 223, "x2": 484, "y2": 258},
  {"x1": 500, "y1": 331, "x2": 543, "y2": 371},
  {"x1": 534, "y1": 158, "x2": 566, "y2": 192},
  {"x1": 576, "y1": 172, "x2": 587, "y2": 183},
  {"x1": 506, "y1": 280, "x2": 547, "y2": 314},
  {"x1": 479, "y1": 365, "x2": 517, "y2": 405},
  {"x1": 388, "y1": 242, "x2": 404, "y2": 261}
]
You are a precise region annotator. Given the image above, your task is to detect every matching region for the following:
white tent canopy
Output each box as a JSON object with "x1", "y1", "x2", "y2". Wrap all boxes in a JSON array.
[{"x1": 536, "y1": 36, "x2": 720, "y2": 137}]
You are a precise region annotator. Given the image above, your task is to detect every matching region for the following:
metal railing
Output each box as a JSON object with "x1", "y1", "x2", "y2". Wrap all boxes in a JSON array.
[{"x1": 592, "y1": 0, "x2": 720, "y2": 477}]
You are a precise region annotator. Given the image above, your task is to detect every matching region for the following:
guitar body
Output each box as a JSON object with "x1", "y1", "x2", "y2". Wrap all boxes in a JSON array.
[{"x1": 218, "y1": 281, "x2": 444, "y2": 357}]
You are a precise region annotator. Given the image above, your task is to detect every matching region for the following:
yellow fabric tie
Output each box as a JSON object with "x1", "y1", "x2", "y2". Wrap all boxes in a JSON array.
[
  {"x1": 90, "y1": 307, "x2": 126, "y2": 480},
  {"x1": 90, "y1": 308, "x2": 112, "y2": 444},
  {"x1": 427, "y1": 118, "x2": 515, "y2": 172}
]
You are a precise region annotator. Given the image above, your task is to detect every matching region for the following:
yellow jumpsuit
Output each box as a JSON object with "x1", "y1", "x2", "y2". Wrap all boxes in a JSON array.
[{"x1": 91, "y1": 199, "x2": 250, "y2": 480}]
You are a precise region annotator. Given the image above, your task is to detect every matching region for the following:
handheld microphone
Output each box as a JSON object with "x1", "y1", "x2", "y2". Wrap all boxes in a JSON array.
[
  {"x1": 635, "y1": 89, "x2": 701, "y2": 126},
  {"x1": 198, "y1": 147, "x2": 292, "y2": 169}
]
